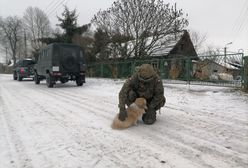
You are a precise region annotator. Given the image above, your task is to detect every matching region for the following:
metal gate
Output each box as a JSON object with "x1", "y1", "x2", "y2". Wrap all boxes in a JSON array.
[{"x1": 87, "y1": 53, "x2": 245, "y2": 88}]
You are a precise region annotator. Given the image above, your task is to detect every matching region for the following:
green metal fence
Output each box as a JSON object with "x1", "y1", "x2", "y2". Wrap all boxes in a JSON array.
[
  {"x1": 87, "y1": 53, "x2": 245, "y2": 88},
  {"x1": 244, "y1": 56, "x2": 248, "y2": 91}
]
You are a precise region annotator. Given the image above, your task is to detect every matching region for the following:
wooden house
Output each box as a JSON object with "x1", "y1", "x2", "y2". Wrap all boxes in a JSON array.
[{"x1": 150, "y1": 30, "x2": 198, "y2": 79}]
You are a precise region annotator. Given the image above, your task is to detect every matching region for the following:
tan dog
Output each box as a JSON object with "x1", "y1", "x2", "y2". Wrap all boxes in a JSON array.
[{"x1": 111, "y1": 98, "x2": 147, "y2": 129}]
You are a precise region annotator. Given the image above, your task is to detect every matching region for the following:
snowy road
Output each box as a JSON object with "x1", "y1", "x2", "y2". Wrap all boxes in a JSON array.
[{"x1": 0, "y1": 74, "x2": 247, "y2": 168}]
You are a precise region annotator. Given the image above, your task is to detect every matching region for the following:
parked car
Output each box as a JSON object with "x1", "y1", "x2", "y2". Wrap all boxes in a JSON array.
[
  {"x1": 34, "y1": 43, "x2": 86, "y2": 88},
  {"x1": 13, "y1": 59, "x2": 35, "y2": 81}
]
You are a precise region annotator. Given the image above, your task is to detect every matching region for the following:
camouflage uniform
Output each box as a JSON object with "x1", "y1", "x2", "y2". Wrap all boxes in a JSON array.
[{"x1": 118, "y1": 64, "x2": 165, "y2": 124}]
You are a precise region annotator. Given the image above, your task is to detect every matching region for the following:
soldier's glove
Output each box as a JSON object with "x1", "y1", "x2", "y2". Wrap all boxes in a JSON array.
[{"x1": 118, "y1": 107, "x2": 127, "y2": 121}]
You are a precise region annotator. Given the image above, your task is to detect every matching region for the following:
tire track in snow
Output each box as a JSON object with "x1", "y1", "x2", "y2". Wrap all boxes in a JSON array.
[
  {"x1": 2, "y1": 83, "x2": 142, "y2": 167},
  {"x1": 5, "y1": 83, "x2": 199, "y2": 168},
  {"x1": 25, "y1": 86, "x2": 216, "y2": 167},
  {"x1": 4, "y1": 84, "x2": 177, "y2": 167},
  {"x1": 54, "y1": 86, "x2": 248, "y2": 167},
  {"x1": 0, "y1": 95, "x2": 18, "y2": 168},
  {"x1": 27, "y1": 85, "x2": 247, "y2": 167},
  {"x1": 0, "y1": 85, "x2": 34, "y2": 168},
  {"x1": 1, "y1": 77, "x2": 247, "y2": 168},
  {"x1": 164, "y1": 104, "x2": 248, "y2": 155}
]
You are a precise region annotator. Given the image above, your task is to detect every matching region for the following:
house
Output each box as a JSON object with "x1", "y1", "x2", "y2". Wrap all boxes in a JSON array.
[
  {"x1": 151, "y1": 30, "x2": 198, "y2": 58},
  {"x1": 150, "y1": 30, "x2": 198, "y2": 79},
  {"x1": 193, "y1": 58, "x2": 240, "y2": 81},
  {"x1": 90, "y1": 30, "x2": 199, "y2": 79}
]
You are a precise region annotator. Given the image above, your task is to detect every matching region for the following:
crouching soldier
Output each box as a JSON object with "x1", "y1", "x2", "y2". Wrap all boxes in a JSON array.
[{"x1": 118, "y1": 64, "x2": 166, "y2": 125}]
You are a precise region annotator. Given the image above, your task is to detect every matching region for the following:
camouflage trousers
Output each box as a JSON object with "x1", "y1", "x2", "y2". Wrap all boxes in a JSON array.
[{"x1": 126, "y1": 90, "x2": 165, "y2": 124}]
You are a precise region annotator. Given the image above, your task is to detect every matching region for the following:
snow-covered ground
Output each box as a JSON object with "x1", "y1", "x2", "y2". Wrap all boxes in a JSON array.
[{"x1": 0, "y1": 74, "x2": 247, "y2": 168}]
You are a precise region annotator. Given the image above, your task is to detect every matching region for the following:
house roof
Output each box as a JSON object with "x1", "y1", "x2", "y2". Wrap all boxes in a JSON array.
[
  {"x1": 150, "y1": 31, "x2": 185, "y2": 57},
  {"x1": 218, "y1": 60, "x2": 240, "y2": 70},
  {"x1": 107, "y1": 30, "x2": 188, "y2": 58},
  {"x1": 200, "y1": 58, "x2": 239, "y2": 70}
]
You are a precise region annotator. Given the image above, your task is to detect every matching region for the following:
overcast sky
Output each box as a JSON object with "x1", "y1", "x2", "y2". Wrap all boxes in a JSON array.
[{"x1": 0, "y1": 0, "x2": 247, "y2": 62}]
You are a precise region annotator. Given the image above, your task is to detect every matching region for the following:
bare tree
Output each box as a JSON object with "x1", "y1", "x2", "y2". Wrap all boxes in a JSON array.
[
  {"x1": 189, "y1": 30, "x2": 207, "y2": 54},
  {"x1": 199, "y1": 45, "x2": 221, "y2": 61},
  {"x1": 92, "y1": 0, "x2": 188, "y2": 59},
  {"x1": 0, "y1": 16, "x2": 23, "y2": 65},
  {"x1": 23, "y1": 7, "x2": 52, "y2": 52}
]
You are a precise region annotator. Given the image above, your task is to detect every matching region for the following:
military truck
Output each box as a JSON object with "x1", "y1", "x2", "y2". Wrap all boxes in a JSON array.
[
  {"x1": 13, "y1": 59, "x2": 35, "y2": 81},
  {"x1": 34, "y1": 43, "x2": 86, "y2": 88}
]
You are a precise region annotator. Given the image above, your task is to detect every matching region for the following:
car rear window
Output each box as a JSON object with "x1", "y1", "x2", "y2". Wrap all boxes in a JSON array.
[{"x1": 21, "y1": 60, "x2": 35, "y2": 66}]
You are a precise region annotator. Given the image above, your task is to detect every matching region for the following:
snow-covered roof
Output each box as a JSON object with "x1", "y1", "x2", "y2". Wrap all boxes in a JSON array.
[
  {"x1": 143, "y1": 31, "x2": 185, "y2": 57},
  {"x1": 151, "y1": 40, "x2": 178, "y2": 57},
  {"x1": 102, "y1": 31, "x2": 186, "y2": 59},
  {"x1": 218, "y1": 60, "x2": 239, "y2": 70},
  {"x1": 198, "y1": 58, "x2": 240, "y2": 70}
]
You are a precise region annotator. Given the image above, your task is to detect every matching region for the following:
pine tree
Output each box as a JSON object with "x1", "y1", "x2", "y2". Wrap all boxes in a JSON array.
[{"x1": 57, "y1": 6, "x2": 78, "y2": 43}]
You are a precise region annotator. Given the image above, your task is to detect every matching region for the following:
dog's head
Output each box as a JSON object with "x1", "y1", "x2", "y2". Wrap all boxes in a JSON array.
[{"x1": 134, "y1": 98, "x2": 147, "y2": 110}]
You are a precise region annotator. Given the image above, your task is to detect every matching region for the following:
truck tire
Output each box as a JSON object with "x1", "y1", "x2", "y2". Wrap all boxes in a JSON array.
[
  {"x1": 76, "y1": 77, "x2": 83, "y2": 86},
  {"x1": 46, "y1": 74, "x2": 54, "y2": 88},
  {"x1": 34, "y1": 73, "x2": 40, "y2": 84}
]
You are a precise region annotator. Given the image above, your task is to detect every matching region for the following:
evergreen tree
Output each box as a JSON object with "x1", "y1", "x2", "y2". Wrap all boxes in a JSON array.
[{"x1": 57, "y1": 6, "x2": 78, "y2": 43}]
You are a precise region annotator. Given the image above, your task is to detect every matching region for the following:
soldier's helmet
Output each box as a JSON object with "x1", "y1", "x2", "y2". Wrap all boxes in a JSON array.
[{"x1": 137, "y1": 64, "x2": 157, "y2": 82}]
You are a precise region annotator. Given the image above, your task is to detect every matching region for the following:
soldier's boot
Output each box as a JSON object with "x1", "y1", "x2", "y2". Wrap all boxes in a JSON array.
[{"x1": 142, "y1": 108, "x2": 156, "y2": 125}]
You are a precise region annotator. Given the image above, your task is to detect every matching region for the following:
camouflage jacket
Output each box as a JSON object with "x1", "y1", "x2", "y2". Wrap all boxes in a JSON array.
[{"x1": 119, "y1": 73, "x2": 164, "y2": 109}]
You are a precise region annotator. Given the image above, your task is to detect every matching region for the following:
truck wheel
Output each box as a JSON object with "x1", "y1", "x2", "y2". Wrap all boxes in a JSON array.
[
  {"x1": 76, "y1": 77, "x2": 83, "y2": 86},
  {"x1": 46, "y1": 74, "x2": 54, "y2": 88},
  {"x1": 17, "y1": 74, "x2": 22, "y2": 81},
  {"x1": 34, "y1": 73, "x2": 40, "y2": 84},
  {"x1": 13, "y1": 73, "x2": 17, "y2": 80}
]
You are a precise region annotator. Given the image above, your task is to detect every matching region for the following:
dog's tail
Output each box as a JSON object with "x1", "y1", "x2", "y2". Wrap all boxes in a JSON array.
[{"x1": 111, "y1": 115, "x2": 128, "y2": 130}]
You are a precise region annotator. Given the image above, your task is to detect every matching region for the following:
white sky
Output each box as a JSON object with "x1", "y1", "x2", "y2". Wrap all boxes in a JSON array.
[{"x1": 0, "y1": 0, "x2": 247, "y2": 61}]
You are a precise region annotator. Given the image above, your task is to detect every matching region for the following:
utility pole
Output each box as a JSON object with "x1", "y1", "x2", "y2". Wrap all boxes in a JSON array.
[{"x1": 224, "y1": 46, "x2": 226, "y2": 66}]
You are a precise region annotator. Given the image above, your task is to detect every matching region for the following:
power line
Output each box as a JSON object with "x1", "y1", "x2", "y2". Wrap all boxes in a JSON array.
[
  {"x1": 232, "y1": 1, "x2": 248, "y2": 43},
  {"x1": 46, "y1": 0, "x2": 65, "y2": 16},
  {"x1": 47, "y1": 0, "x2": 67, "y2": 17},
  {"x1": 44, "y1": 0, "x2": 59, "y2": 13},
  {"x1": 231, "y1": 0, "x2": 248, "y2": 33},
  {"x1": 49, "y1": 0, "x2": 71, "y2": 21}
]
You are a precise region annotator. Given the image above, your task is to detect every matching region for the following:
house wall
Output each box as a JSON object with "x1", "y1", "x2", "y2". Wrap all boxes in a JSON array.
[
  {"x1": 166, "y1": 31, "x2": 198, "y2": 79},
  {"x1": 169, "y1": 31, "x2": 198, "y2": 58},
  {"x1": 193, "y1": 59, "x2": 240, "y2": 81}
]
